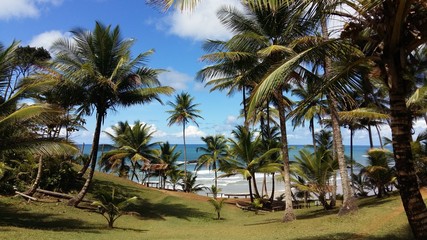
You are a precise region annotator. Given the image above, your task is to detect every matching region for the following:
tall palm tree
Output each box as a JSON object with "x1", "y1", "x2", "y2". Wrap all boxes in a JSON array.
[
  {"x1": 196, "y1": 135, "x2": 229, "y2": 198},
  {"x1": 100, "y1": 121, "x2": 158, "y2": 181},
  {"x1": 51, "y1": 22, "x2": 173, "y2": 206},
  {"x1": 341, "y1": 1, "x2": 427, "y2": 236},
  {"x1": 166, "y1": 92, "x2": 203, "y2": 183}
]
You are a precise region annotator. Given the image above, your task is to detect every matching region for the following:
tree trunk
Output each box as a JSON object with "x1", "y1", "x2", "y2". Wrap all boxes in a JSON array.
[
  {"x1": 252, "y1": 173, "x2": 261, "y2": 198},
  {"x1": 183, "y1": 122, "x2": 187, "y2": 191},
  {"x1": 269, "y1": 172, "x2": 276, "y2": 203},
  {"x1": 375, "y1": 125, "x2": 384, "y2": 148},
  {"x1": 310, "y1": 118, "x2": 316, "y2": 152},
  {"x1": 321, "y1": 15, "x2": 357, "y2": 215},
  {"x1": 329, "y1": 95, "x2": 358, "y2": 215},
  {"x1": 68, "y1": 109, "x2": 104, "y2": 207},
  {"x1": 26, "y1": 155, "x2": 43, "y2": 196},
  {"x1": 248, "y1": 177, "x2": 254, "y2": 202},
  {"x1": 388, "y1": 64, "x2": 427, "y2": 239},
  {"x1": 274, "y1": 91, "x2": 295, "y2": 222},
  {"x1": 367, "y1": 125, "x2": 374, "y2": 148},
  {"x1": 330, "y1": 171, "x2": 337, "y2": 207}
]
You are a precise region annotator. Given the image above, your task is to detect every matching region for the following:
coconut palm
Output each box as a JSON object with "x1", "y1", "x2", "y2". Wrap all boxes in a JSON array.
[
  {"x1": 291, "y1": 148, "x2": 338, "y2": 210},
  {"x1": 100, "y1": 121, "x2": 158, "y2": 182},
  {"x1": 51, "y1": 22, "x2": 173, "y2": 206},
  {"x1": 363, "y1": 148, "x2": 395, "y2": 198},
  {"x1": 195, "y1": 135, "x2": 229, "y2": 198},
  {"x1": 166, "y1": 92, "x2": 203, "y2": 183},
  {"x1": 224, "y1": 125, "x2": 281, "y2": 202},
  {"x1": 156, "y1": 142, "x2": 181, "y2": 189},
  {"x1": 340, "y1": 1, "x2": 427, "y2": 236}
]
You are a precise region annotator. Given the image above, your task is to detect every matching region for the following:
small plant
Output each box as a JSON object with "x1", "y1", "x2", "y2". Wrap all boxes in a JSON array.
[
  {"x1": 209, "y1": 185, "x2": 222, "y2": 199},
  {"x1": 208, "y1": 197, "x2": 226, "y2": 220},
  {"x1": 252, "y1": 198, "x2": 263, "y2": 214},
  {"x1": 92, "y1": 187, "x2": 138, "y2": 228}
]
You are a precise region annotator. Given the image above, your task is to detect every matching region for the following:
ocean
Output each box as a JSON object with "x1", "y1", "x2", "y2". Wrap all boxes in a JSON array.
[{"x1": 77, "y1": 143, "x2": 391, "y2": 196}]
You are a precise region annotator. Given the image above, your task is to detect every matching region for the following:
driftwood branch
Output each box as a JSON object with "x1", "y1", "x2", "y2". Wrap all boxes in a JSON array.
[
  {"x1": 36, "y1": 188, "x2": 92, "y2": 203},
  {"x1": 15, "y1": 191, "x2": 38, "y2": 201}
]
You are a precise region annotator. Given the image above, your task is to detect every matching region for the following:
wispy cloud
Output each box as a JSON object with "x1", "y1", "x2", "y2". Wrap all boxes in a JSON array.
[
  {"x1": 158, "y1": 68, "x2": 193, "y2": 91},
  {"x1": 0, "y1": 0, "x2": 62, "y2": 20}
]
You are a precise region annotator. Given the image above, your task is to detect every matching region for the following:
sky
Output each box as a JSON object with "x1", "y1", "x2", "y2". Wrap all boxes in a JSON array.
[{"x1": 0, "y1": 0, "x2": 424, "y2": 146}]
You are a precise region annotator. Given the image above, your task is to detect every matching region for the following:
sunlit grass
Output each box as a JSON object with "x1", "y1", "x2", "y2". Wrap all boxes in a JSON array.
[{"x1": 0, "y1": 170, "x2": 417, "y2": 240}]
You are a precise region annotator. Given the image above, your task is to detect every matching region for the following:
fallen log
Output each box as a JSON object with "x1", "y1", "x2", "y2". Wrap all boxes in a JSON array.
[
  {"x1": 36, "y1": 188, "x2": 92, "y2": 203},
  {"x1": 15, "y1": 191, "x2": 38, "y2": 201}
]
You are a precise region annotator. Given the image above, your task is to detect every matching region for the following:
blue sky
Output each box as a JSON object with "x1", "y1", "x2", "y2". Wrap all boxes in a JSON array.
[{"x1": 1, "y1": 0, "x2": 414, "y2": 146}]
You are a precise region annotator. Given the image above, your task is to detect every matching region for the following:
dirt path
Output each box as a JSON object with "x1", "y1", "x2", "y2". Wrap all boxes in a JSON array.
[{"x1": 354, "y1": 187, "x2": 427, "y2": 239}]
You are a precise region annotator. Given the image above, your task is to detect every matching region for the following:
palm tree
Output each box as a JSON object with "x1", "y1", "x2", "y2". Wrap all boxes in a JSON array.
[
  {"x1": 341, "y1": 1, "x2": 427, "y2": 236},
  {"x1": 166, "y1": 92, "x2": 203, "y2": 183},
  {"x1": 155, "y1": 142, "x2": 181, "y2": 189},
  {"x1": 196, "y1": 135, "x2": 229, "y2": 198},
  {"x1": 224, "y1": 125, "x2": 281, "y2": 202},
  {"x1": 291, "y1": 148, "x2": 337, "y2": 210},
  {"x1": 51, "y1": 22, "x2": 173, "y2": 206},
  {"x1": 100, "y1": 121, "x2": 158, "y2": 182},
  {"x1": 363, "y1": 148, "x2": 395, "y2": 198}
]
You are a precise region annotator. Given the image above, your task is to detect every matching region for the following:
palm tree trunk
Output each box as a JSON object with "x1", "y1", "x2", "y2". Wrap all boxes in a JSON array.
[
  {"x1": 68, "y1": 109, "x2": 104, "y2": 207},
  {"x1": 330, "y1": 171, "x2": 337, "y2": 207},
  {"x1": 26, "y1": 155, "x2": 43, "y2": 196},
  {"x1": 243, "y1": 87, "x2": 248, "y2": 128},
  {"x1": 375, "y1": 125, "x2": 384, "y2": 148},
  {"x1": 77, "y1": 145, "x2": 95, "y2": 178},
  {"x1": 182, "y1": 122, "x2": 187, "y2": 191},
  {"x1": 321, "y1": 15, "x2": 357, "y2": 215},
  {"x1": 367, "y1": 125, "x2": 374, "y2": 148},
  {"x1": 329, "y1": 95, "x2": 357, "y2": 215},
  {"x1": 269, "y1": 172, "x2": 276, "y2": 203},
  {"x1": 388, "y1": 64, "x2": 427, "y2": 238},
  {"x1": 310, "y1": 118, "x2": 316, "y2": 152},
  {"x1": 350, "y1": 128, "x2": 355, "y2": 194},
  {"x1": 248, "y1": 177, "x2": 254, "y2": 202},
  {"x1": 274, "y1": 91, "x2": 295, "y2": 222},
  {"x1": 252, "y1": 173, "x2": 261, "y2": 197},
  {"x1": 214, "y1": 169, "x2": 218, "y2": 199}
]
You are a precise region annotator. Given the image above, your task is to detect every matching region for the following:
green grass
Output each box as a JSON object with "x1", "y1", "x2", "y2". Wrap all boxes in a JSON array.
[{"x1": 0, "y1": 171, "x2": 417, "y2": 240}]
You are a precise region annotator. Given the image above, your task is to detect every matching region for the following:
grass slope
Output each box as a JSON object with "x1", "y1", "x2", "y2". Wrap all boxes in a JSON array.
[{"x1": 0, "y1": 170, "x2": 422, "y2": 240}]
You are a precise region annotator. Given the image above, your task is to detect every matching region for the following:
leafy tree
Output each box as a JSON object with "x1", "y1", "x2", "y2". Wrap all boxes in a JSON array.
[{"x1": 51, "y1": 22, "x2": 173, "y2": 206}]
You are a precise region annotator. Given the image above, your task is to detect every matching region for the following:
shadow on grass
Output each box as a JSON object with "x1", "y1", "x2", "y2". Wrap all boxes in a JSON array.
[
  {"x1": 296, "y1": 208, "x2": 339, "y2": 220},
  {"x1": 132, "y1": 198, "x2": 210, "y2": 221},
  {"x1": 294, "y1": 227, "x2": 414, "y2": 240},
  {"x1": 86, "y1": 179, "x2": 211, "y2": 221},
  {"x1": 357, "y1": 195, "x2": 395, "y2": 209},
  {"x1": 0, "y1": 202, "x2": 102, "y2": 233},
  {"x1": 244, "y1": 218, "x2": 282, "y2": 226}
]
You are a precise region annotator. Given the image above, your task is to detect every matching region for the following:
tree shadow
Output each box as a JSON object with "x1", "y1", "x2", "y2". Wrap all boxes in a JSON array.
[
  {"x1": 131, "y1": 198, "x2": 210, "y2": 221},
  {"x1": 296, "y1": 208, "x2": 339, "y2": 220},
  {"x1": 357, "y1": 196, "x2": 395, "y2": 209},
  {"x1": 293, "y1": 226, "x2": 413, "y2": 240},
  {"x1": 0, "y1": 202, "x2": 102, "y2": 233},
  {"x1": 244, "y1": 218, "x2": 282, "y2": 226}
]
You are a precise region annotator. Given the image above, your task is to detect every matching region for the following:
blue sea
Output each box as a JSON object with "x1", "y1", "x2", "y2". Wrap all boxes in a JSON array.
[{"x1": 77, "y1": 143, "x2": 392, "y2": 195}]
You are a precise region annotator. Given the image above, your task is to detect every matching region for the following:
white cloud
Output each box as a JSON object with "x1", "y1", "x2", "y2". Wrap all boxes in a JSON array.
[
  {"x1": 0, "y1": 0, "x2": 62, "y2": 20},
  {"x1": 158, "y1": 68, "x2": 193, "y2": 90},
  {"x1": 174, "y1": 125, "x2": 206, "y2": 138},
  {"x1": 163, "y1": 0, "x2": 244, "y2": 41},
  {"x1": 28, "y1": 30, "x2": 67, "y2": 50}
]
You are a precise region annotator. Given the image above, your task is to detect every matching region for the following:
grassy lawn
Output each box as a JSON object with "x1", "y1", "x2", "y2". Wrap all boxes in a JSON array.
[{"x1": 0, "y1": 171, "x2": 418, "y2": 240}]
